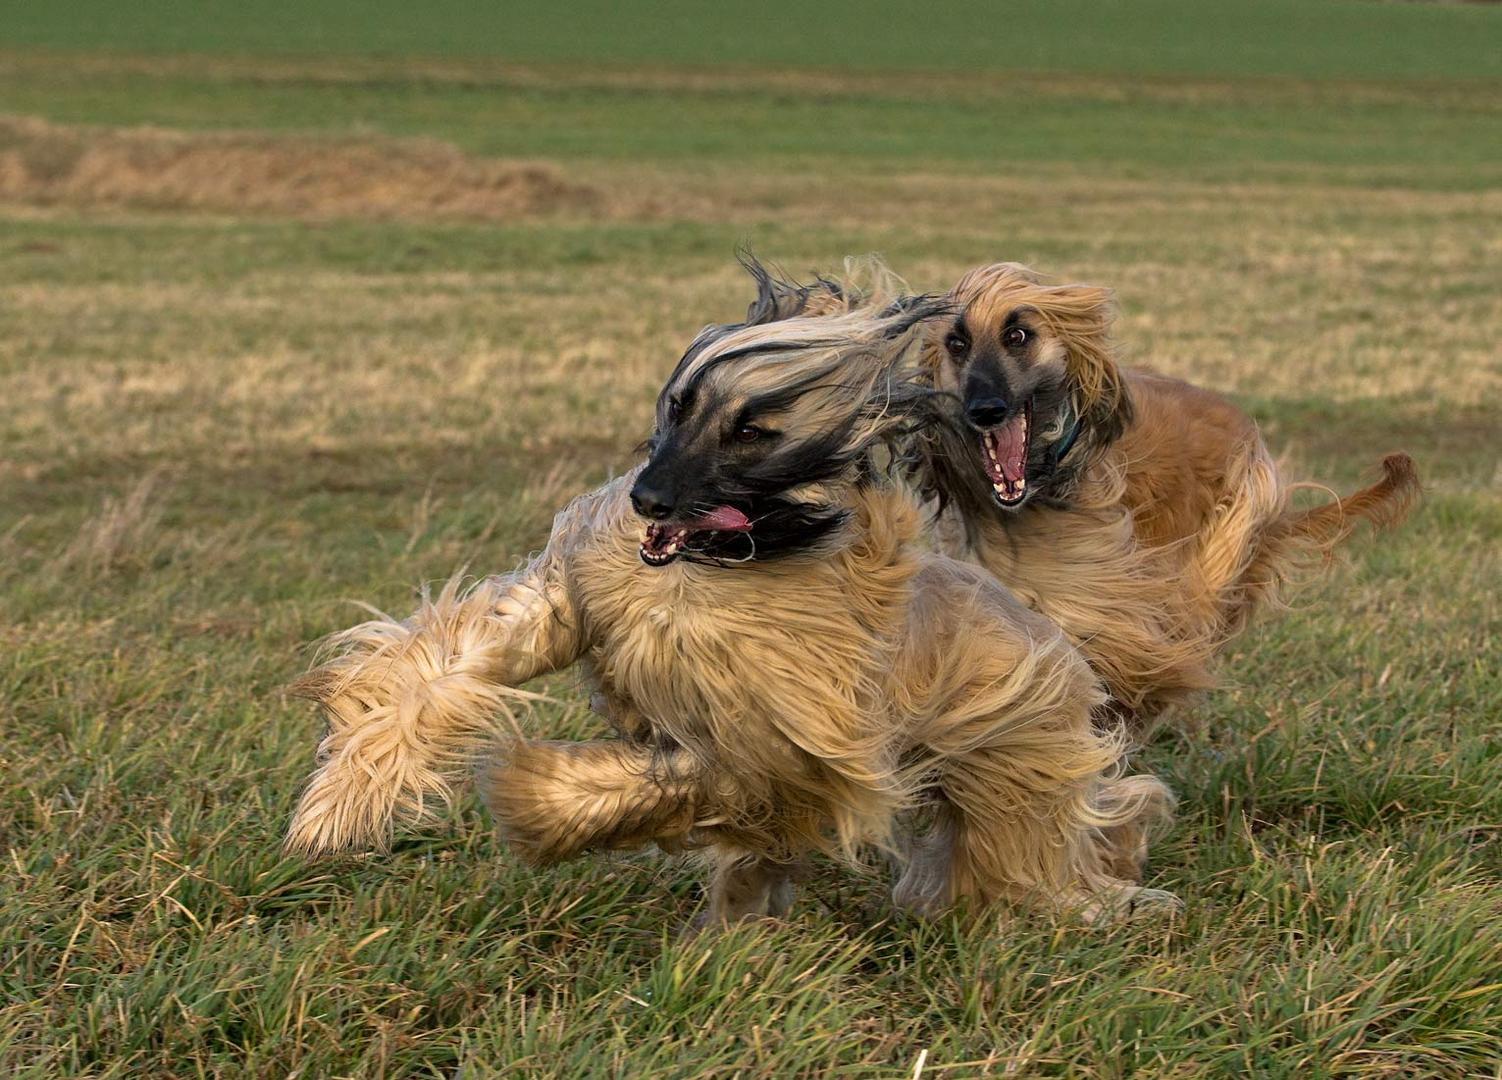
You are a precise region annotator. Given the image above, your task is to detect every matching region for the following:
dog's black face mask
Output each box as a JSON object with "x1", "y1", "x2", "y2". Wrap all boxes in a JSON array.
[
  {"x1": 940, "y1": 307, "x2": 1076, "y2": 511},
  {"x1": 630, "y1": 382, "x2": 856, "y2": 567},
  {"x1": 629, "y1": 259, "x2": 942, "y2": 567}
]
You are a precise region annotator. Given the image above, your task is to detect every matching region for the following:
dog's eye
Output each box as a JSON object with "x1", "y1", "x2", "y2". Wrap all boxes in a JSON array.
[
  {"x1": 666, "y1": 398, "x2": 682, "y2": 423},
  {"x1": 1003, "y1": 326, "x2": 1029, "y2": 349},
  {"x1": 733, "y1": 424, "x2": 764, "y2": 444},
  {"x1": 944, "y1": 334, "x2": 968, "y2": 357}
]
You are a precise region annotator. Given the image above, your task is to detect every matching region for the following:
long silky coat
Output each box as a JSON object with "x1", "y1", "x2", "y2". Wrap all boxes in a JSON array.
[
  {"x1": 913, "y1": 262, "x2": 1419, "y2": 730},
  {"x1": 285, "y1": 298, "x2": 1176, "y2": 923}
]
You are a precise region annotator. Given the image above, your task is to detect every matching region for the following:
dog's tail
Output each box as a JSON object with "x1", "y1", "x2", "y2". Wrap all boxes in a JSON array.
[
  {"x1": 1222, "y1": 452, "x2": 1419, "y2": 636},
  {"x1": 1278, "y1": 452, "x2": 1420, "y2": 549}
]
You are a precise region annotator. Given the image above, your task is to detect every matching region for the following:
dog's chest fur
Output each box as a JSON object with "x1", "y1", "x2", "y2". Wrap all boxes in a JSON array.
[{"x1": 562, "y1": 483, "x2": 919, "y2": 835}]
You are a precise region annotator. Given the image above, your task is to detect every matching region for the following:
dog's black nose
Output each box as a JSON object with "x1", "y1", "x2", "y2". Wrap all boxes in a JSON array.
[
  {"x1": 630, "y1": 482, "x2": 675, "y2": 520},
  {"x1": 966, "y1": 397, "x2": 1009, "y2": 428}
]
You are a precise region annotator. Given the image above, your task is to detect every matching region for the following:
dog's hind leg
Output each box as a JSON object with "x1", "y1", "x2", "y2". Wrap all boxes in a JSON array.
[
  {"x1": 688, "y1": 847, "x2": 801, "y2": 932},
  {"x1": 910, "y1": 616, "x2": 1180, "y2": 920},
  {"x1": 1091, "y1": 774, "x2": 1177, "y2": 883},
  {"x1": 933, "y1": 765, "x2": 1181, "y2": 921},
  {"x1": 891, "y1": 803, "x2": 959, "y2": 918},
  {"x1": 481, "y1": 739, "x2": 703, "y2": 865}
]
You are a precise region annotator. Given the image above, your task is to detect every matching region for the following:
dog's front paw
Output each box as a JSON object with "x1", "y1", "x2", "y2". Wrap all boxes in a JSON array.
[
  {"x1": 1080, "y1": 884, "x2": 1183, "y2": 923},
  {"x1": 1121, "y1": 886, "x2": 1183, "y2": 919}
]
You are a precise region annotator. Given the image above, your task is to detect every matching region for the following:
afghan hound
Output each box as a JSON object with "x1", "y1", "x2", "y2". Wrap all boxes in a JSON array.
[
  {"x1": 909, "y1": 261, "x2": 1419, "y2": 731},
  {"x1": 284, "y1": 284, "x2": 1179, "y2": 925}
]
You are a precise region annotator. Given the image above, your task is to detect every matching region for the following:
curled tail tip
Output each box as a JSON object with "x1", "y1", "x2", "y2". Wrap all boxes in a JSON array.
[
  {"x1": 1380, "y1": 452, "x2": 1420, "y2": 495},
  {"x1": 1369, "y1": 450, "x2": 1421, "y2": 526},
  {"x1": 1280, "y1": 450, "x2": 1419, "y2": 553}
]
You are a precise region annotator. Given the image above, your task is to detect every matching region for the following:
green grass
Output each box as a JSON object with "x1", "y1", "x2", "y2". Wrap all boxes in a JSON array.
[
  {"x1": 3, "y1": 56, "x2": 1500, "y2": 192},
  {"x1": 4, "y1": 0, "x2": 1501, "y2": 81},
  {"x1": 2, "y1": 4, "x2": 1501, "y2": 1076}
]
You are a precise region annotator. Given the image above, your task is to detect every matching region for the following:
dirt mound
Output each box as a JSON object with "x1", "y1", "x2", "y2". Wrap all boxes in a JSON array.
[{"x1": 0, "y1": 115, "x2": 599, "y2": 220}]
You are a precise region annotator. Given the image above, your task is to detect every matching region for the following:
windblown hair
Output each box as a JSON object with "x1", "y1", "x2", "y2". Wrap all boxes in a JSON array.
[
  {"x1": 631, "y1": 257, "x2": 945, "y2": 564},
  {"x1": 286, "y1": 283, "x2": 1180, "y2": 926},
  {"x1": 911, "y1": 260, "x2": 1420, "y2": 730},
  {"x1": 665, "y1": 283, "x2": 941, "y2": 470}
]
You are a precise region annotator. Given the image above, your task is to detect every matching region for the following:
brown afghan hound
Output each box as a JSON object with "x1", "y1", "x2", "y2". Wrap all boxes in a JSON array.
[
  {"x1": 285, "y1": 284, "x2": 1178, "y2": 925},
  {"x1": 911, "y1": 262, "x2": 1419, "y2": 731}
]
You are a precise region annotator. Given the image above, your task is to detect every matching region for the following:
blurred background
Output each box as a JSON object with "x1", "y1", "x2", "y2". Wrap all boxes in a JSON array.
[{"x1": 2, "y1": 2, "x2": 1499, "y2": 1075}]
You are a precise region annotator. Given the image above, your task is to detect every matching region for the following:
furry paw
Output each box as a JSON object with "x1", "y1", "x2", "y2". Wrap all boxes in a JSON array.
[
  {"x1": 1120, "y1": 886, "x2": 1184, "y2": 919},
  {"x1": 1079, "y1": 884, "x2": 1183, "y2": 923}
]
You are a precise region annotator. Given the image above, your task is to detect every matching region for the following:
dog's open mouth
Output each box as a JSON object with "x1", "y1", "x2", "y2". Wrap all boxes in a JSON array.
[
  {"x1": 979, "y1": 403, "x2": 1031, "y2": 506},
  {"x1": 640, "y1": 505, "x2": 753, "y2": 566}
]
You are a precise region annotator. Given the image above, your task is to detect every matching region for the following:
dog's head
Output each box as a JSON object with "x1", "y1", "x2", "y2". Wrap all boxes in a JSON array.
[
  {"x1": 922, "y1": 262, "x2": 1131, "y2": 512},
  {"x1": 631, "y1": 262, "x2": 943, "y2": 567}
]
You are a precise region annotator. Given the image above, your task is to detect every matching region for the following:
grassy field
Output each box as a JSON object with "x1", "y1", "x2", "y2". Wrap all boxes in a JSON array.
[{"x1": 2, "y1": 2, "x2": 1501, "y2": 1076}]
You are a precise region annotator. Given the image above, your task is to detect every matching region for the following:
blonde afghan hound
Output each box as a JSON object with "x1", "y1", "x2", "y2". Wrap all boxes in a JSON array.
[
  {"x1": 285, "y1": 282, "x2": 1179, "y2": 926},
  {"x1": 909, "y1": 262, "x2": 1419, "y2": 732}
]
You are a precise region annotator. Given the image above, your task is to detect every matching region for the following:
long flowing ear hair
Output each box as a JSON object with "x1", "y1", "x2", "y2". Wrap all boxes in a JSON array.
[{"x1": 735, "y1": 249, "x2": 924, "y2": 325}]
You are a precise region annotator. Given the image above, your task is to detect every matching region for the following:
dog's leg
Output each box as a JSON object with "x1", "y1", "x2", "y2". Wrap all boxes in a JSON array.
[
  {"x1": 1091, "y1": 774, "x2": 1176, "y2": 883},
  {"x1": 936, "y1": 754, "x2": 1181, "y2": 921},
  {"x1": 891, "y1": 803, "x2": 959, "y2": 918},
  {"x1": 688, "y1": 847, "x2": 800, "y2": 932},
  {"x1": 284, "y1": 557, "x2": 585, "y2": 856},
  {"x1": 481, "y1": 739, "x2": 703, "y2": 865},
  {"x1": 889, "y1": 795, "x2": 1175, "y2": 920},
  {"x1": 908, "y1": 613, "x2": 1181, "y2": 921},
  {"x1": 284, "y1": 478, "x2": 641, "y2": 856}
]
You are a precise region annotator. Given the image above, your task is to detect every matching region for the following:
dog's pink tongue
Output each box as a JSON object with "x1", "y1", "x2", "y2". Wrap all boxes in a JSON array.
[
  {"x1": 994, "y1": 415, "x2": 1027, "y2": 484},
  {"x1": 692, "y1": 505, "x2": 752, "y2": 532}
]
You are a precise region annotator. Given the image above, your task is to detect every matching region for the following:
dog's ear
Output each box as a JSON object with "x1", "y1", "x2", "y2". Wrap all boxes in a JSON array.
[
  {"x1": 738, "y1": 253, "x2": 848, "y2": 325},
  {"x1": 1042, "y1": 282, "x2": 1133, "y2": 450}
]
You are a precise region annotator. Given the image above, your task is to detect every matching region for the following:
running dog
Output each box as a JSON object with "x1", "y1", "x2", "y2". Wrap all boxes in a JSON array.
[
  {"x1": 284, "y1": 283, "x2": 1178, "y2": 925},
  {"x1": 911, "y1": 262, "x2": 1418, "y2": 730}
]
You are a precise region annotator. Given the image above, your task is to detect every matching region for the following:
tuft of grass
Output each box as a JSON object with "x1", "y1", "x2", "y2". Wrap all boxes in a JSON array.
[{"x1": 53, "y1": 471, "x2": 168, "y2": 576}]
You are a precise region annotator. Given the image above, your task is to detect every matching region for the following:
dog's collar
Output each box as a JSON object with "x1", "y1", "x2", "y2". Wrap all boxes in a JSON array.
[{"x1": 1049, "y1": 403, "x2": 1081, "y2": 466}]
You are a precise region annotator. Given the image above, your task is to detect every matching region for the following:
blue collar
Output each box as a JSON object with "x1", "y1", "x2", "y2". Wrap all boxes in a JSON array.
[{"x1": 1049, "y1": 403, "x2": 1081, "y2": 466}]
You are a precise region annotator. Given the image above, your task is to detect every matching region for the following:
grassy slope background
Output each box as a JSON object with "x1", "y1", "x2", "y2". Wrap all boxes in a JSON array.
[{"x1": 1, "y1": 2, "x2": 1500, "y2": 1077}]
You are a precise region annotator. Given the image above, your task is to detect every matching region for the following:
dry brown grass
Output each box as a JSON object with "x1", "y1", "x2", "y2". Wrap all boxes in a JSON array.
[
  {"x1": 54, "y1": 470, "x2": 168, "y2": 574},
  {"x1": 0, "y1": 115, "x2": 598, "y2": 221},
  {"x1": 1, "y1": 166, "x2": 1495, "y2": 492}
]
